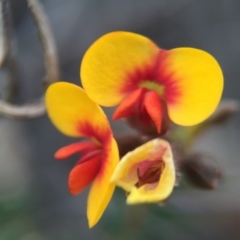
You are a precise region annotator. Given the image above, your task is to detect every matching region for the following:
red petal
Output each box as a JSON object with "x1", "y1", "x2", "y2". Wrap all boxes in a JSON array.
[
  {"x1": 112, "y1": 88, "x2": 147, "y2": 120},
  {"x1": 68, "y1": 155, "x2": 101, "y2": 195},
  {"x1": 143, "y1": 91, "x2": 163, "y2": 133},
  {"x1": 76, "y1": 149, "x2": 102, "y2": 165},
  {"x1": 54, "y1": 141, "x2": 95, "y2": 160}
]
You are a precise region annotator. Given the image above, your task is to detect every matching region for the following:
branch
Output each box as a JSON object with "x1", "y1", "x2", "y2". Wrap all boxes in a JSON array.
[
  {"x1": 0, "y1": 98, "x2": 45, "y2": 119},
  {"x1": 26, "y1": 0, "x2": 59, "y2": 88},
  {"x1": 0, "y1": 0, "x2": 8, "y2": 66},
  {"x1": 0, "y1": 0, "x2": 59, "y2": 119}
]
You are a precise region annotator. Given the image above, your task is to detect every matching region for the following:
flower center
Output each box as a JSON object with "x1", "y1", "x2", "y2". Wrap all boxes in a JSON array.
[
  {"x1": 137, "y1": 159, "x2": 165, "y2": 188},
  {"x1": 139, "y1": 81, "x2": 164, "y2": 96}
]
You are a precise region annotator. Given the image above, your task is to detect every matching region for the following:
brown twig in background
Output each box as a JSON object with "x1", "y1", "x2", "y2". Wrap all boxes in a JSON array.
[
  {"x1": 205, "y1": 99, "x2": 239, "y2": 125},
  {"x1": 0, "y1": 0, "x2": 59, "y2": 119},
  {"x1": 0, "y1": 0, "x2": 8, "y2": 66},
  {"x1": 181, "y1": 153, "x2": 222, "y2": 189},
  {"x1": 26, "y1": 0, "x2": 59, "y2": 88},
  {"x1": 0, "y1": 99, "x2": 46, "y2": 119},
  {"x1": 0, "y1": 0, "x2": 17, "y2": 102}
]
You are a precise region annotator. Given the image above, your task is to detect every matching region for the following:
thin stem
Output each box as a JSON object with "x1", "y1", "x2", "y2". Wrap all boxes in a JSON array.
[
  {"x1": 26, "y1": 0, "x2": 59, "y2": 88},
  {"x1": 0, "y1": 0, "x2": 59, "y2": 119},
  {"x1": 0, "y1": 0, "x2": 17, "y2": 102},
  {"x1": 0, "y1": 98, "x2": 45, "y2": 119},
  {"x1": 0, "y1": 0, "x2": 8, "y2": 66}
]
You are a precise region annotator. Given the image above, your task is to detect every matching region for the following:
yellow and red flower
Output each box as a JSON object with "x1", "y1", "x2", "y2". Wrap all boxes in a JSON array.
[
  {"x1": 45, "y1": 82, "x2": 119, "y2": 228},
  {"x1": 80, "y1": 31, "x2": 223, "y2": 133},
  {"x1": 111, "y1": 138, "x2": 175, "y2": 204}
]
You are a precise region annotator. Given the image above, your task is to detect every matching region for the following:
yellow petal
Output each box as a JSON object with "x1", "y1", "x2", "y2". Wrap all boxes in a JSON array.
[
  {"x1": 81, "y1": 31, "x2": 159, "y2": 106},
  {"x1": 45, "y1": 82, "x2": 111, "y2": 139},
  {"x1": 162, "y1": 48, "x2": 223, "y2": 126},
  {"x1": 87, "y1": 137, "x2": 119, "y2": 228},
  {"x1": 111, "y1": 139, "x2": 175, "y2": 204}
]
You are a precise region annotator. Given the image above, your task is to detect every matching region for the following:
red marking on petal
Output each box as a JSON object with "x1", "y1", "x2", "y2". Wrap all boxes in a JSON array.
[
  {"x1": 113, "y1": 88, "x2": 147, "y2": 120},
  {"x1": 68, "y1": 155, "x2": 101, "y2": 195},
  {"x1": 143, "y1": 91, "x2": 163, "y2": 133},
  {"x1": 77, "y1": 121, "x2": 112, "y2": 144},
  {"x1": 119, "y1": 50, "x2": 182, "y2": 105},
  {"x1": 155, "y1": 50, "x2": 182, "y2": 104},
  {"x1": 54, "y1": 141, "x2": 96, "y2": 160},
  {"x1": 94, "y1": 135, "x2": 113, "y2": 181},
  {"x1": 120, "y1": 54, "x2": 160, "y2": 94}
]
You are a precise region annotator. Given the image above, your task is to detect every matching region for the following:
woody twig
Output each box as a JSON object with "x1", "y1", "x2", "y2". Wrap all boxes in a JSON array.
[{"x1": 0, "y1": 0, "x2": 59, "y2": 119}]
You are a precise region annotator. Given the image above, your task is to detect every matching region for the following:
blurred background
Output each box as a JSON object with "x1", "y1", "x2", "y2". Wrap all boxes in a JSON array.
[{"x1": 0, "y1": 0, "x2": 240, "y2": 239}]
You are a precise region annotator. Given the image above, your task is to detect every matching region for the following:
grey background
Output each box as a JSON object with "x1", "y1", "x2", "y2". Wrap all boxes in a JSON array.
[{"x1": 0, "y1": 0, "x2": 240, "y2": 239}]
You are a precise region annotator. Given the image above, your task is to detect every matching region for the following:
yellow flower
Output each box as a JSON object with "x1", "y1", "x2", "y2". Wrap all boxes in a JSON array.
[
  {"x1": 111, "y1": 138, "x2": 175, "y2": 204},
  {"x1": 45, "y1": 82, "x2": 119, "y2": 228},
  {"x1": 81, "y1": 31, "x2": 223, "y2": 133}
]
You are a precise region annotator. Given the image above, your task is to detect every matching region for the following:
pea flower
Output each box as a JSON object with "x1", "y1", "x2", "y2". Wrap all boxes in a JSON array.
[
  {"x1": 111, "y1": 138, "x2": 175, "y2": 204},
  {"x1": 80, "y1": 31, "x2": 223, "y2": 133},
  {"x1": 45, "y1": 82, "x2": 119, "y2": 228}
]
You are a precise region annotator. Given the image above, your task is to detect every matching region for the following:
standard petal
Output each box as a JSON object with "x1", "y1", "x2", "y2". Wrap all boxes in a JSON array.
[
  {"x1": 87, "y1": 137, "x2": 119, "y2": 228},
  {"x1": 46, "y1": 82, "x2": 111, "y2": 140},
  {"x1": 111, "y1": 138, "x2": 168, "y2": 192},
  {"x1": 68, "y1": 155, "x2": 101, "y2": 195},
  {"x1": 126, "y1": 141, "x2": 175, "y2": 204},
  {"x1": 158, "y1": 48, "x2": 223, "y2": 126},
  {"x1": 81, "y1": 31, "x2": 159, "y2": 106}
]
